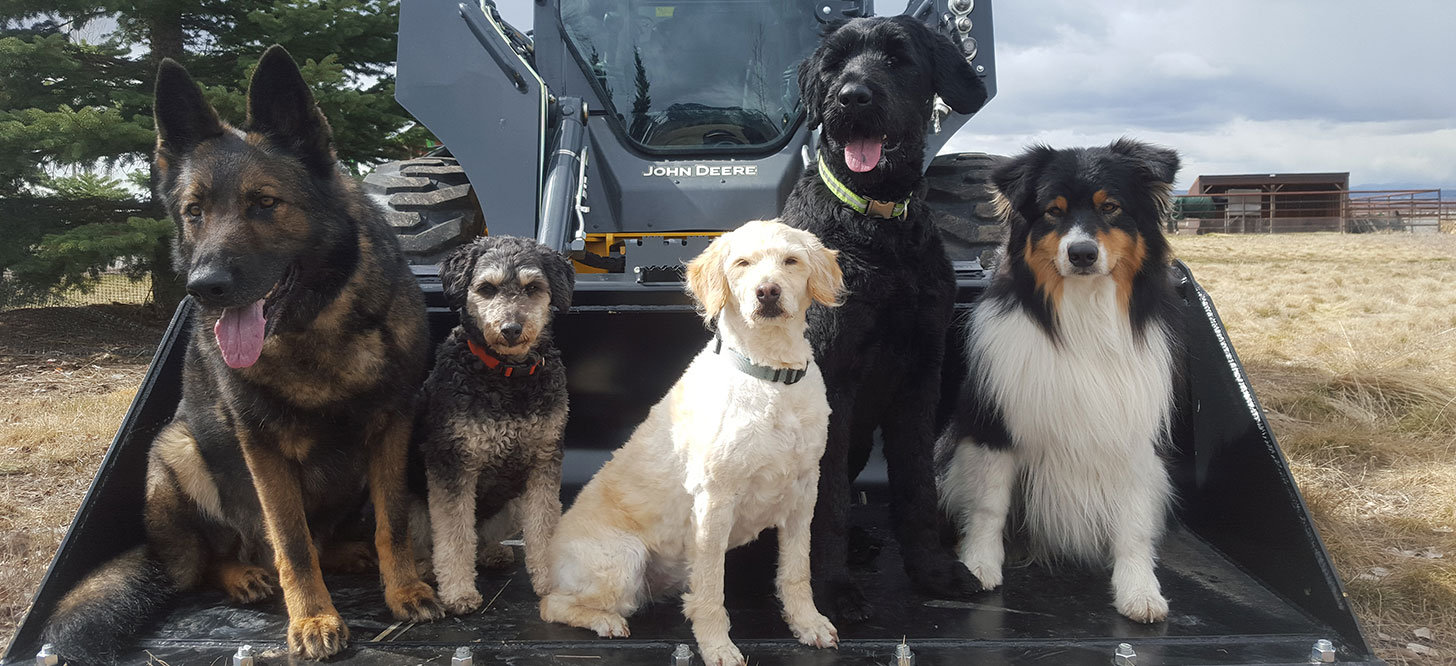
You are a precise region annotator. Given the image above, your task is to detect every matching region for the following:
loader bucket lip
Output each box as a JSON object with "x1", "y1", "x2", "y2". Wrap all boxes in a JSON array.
[
  {"x1": 4, "y1": 263, "x2": 1379, "y2": 666},
  {"x1": 3, "y1": 299, "x2": 194, "y2": 664}
]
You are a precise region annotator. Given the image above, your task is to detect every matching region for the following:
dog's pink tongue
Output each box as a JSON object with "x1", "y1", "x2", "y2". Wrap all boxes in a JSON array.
[
  {"x1": 844, "y1": 138, "x2": 883, "y2": 173},
  {"x1": 214, "y1": 300, "x2": 266, "y2": 369}
]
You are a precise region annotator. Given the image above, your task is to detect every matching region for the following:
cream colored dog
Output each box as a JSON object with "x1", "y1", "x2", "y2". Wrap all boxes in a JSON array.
[{"x1": 539, "y1": 219, "x2": 844, "y2": 666}]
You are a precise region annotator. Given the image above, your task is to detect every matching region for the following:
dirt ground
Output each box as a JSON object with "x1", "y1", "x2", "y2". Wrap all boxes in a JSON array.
[
  {"x1": 0, "y1": 233, "x2": 1453, "y2": 663},
  {"x1": 0, "y1": 304, "x2": 169, "y2": 646}
]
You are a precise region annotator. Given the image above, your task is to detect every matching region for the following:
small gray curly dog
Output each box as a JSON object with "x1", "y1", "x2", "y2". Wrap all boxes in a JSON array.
[{"x1": 417, "y1": 236, "x2": 574, "y2": 614}]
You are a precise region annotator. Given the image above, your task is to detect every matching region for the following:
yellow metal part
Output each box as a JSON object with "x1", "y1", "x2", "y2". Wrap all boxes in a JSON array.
[{"x1": 572, "y1": 231, "x2": 723, "y2": 274}]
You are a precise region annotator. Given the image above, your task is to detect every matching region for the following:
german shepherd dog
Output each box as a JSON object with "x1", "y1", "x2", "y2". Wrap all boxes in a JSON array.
[
  {"x1": 782, "y1": 17, "x2": 988, "y2": 622},
  {"x1": 43, "y1": 46, "x2": 443, "y2": 663}
]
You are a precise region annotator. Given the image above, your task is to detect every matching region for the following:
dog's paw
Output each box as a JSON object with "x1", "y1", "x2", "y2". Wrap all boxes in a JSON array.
[
  {"x1": 288, "y1": 611, "x2": 349, "y2": 660},
  {"x1": 389, "y1": 580, "x2": 447, "y2": 621},
  {"x1": 437, "y1": 585, "x2": 483, "y2": 616},
  {"x1": 814, "y1": 577, "x2": 872, "y2": 624},
  {"x1": 321, "y1": 541, "x2": 377, "y2": 574},
  {"x1": 1115, "y1": 588, "x2": 1169, "y2": 624},
  {"x1": 960, "y1": 555, "x2": 1003, "y2": 591},
  {"x1": 788, "y1": 612, "x2": 839, "y2": 649},
  {"x1": 906, "y1": 552, "x2": 983, "y2": 599},
  {"x1": 220, "y1": 565, "x2": 275, "y2": 604},
  {"x1": 591, "y1": 613, "x2": 631, "y2": 638},
  {"x1": 477, "y1": 542, "x2": 516, "y2": 569},
  {"x1": 698, "y1": 641, "x2": 746, "y2": 666}
]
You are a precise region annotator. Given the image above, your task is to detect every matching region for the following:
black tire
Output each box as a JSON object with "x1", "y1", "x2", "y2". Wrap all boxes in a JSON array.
[
  {"x1": 925, "y1": 152, "x2": 1007, "y2": 269},
  {"x1": 363, "y1": 156, "x2": 484, "y2": 265}
]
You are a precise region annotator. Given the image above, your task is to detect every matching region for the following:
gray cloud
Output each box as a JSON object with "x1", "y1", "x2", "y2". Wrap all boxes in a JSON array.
[{"x1": 956, "y1": 0, "x2": 1456, "y2": 189}]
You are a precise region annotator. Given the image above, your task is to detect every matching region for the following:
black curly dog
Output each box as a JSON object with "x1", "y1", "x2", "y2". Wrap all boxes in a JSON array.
[
  {"x1": 415, "y1": 236, "x2": 574, "y2": 615},
  {"x1": 782, "y1": 16, "x2": 989, "y2": 622}
]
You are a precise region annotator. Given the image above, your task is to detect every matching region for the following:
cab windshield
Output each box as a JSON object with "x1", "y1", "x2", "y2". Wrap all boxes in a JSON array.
[{"x1": 559, "y1": 0, "x2": 823, "y2": 152}]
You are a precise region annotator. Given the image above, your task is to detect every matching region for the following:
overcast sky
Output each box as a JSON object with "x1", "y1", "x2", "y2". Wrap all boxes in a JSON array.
[{"x1": 496, "y1": 0, "x2": 1456, "y2": 192}]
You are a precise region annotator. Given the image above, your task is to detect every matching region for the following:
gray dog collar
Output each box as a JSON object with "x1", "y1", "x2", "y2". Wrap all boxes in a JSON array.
[{"x1": 712, "y1": 333, "x2": 808, "y2": 385}]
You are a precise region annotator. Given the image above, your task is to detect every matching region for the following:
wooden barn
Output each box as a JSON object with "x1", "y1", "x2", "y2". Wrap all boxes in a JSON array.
[{"x1": 1185, "y1": 172, "x2": 1349, "y2": 233}]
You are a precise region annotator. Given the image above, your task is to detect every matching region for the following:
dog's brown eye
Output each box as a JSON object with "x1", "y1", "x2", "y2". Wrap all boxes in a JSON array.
[
  {"x1": 477, "y1": 284, "x2": 497, "y2": 296},
  {"x1": 258, "y1": 195, "x2": 277, "y2": 208},
  {"x1": 1045, "y1": 206, "x2": 1064, "y2": 218},
  {"x1": 1100, "y1": 201, "x2": 1120, "y2": 213},
  {"x1": 186, "y1": 204, "x2": 203, "y2": 217},
  {"x1": 734, "y1": 259, "x2": 751, "y2": 268},
  {"x1": 784, "y1": 256, "x2": 799, "y2": 266}
]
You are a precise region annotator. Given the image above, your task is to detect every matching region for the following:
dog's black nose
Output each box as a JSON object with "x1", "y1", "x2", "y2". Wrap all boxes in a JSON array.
[
  {"x1": 1067, "y1": 241, "x2": 1099, "y2": 268},
  {"x1": 187, "y1": 265, "x2": 234, "y2": 302},
  {"x1": 756, "y1": 283, "x2": 781, "y2": 304},
  {"x1": 837, "y1": 82, "x2": 873, "y2": 107},
  {"x1": 501, "y1": 323, "x2": 523, "y2": 343}
]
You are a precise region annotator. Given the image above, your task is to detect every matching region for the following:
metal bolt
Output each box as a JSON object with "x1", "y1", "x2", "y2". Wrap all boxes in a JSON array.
[
  {"x1": 894, "y1": 642, "x2": 916, "y2": 666},
  {"x1": 232, "y1": 644, "x2": 255, "y2": 666},
  {"x1": 975, "y1": 64, "x2": 986, "y2": 73},
  {"x1": 452, "y1": 645, "x2": 474, "y2": 666},
  {"x1": 35, "y1": 643, "x2": 59, "y2": 666},
  {"x1": 950, "y1": 0, "x2": 973, "y2": 14},
  {"x1": 1310, "y1": 639, "x2": 1336, "y2": 663},
  {"x1": 1113, "y1": 642, "x2": 1137, "y2": 666},
  {"x1": 960, "y1": 36, "x2": 979, "y2": 60},
  {"x1": 672, "y1": 643, "x2": 694, "y2": 665},
  {"x1": 954, "y1": 15, "x2": 973, "y2": 33}
]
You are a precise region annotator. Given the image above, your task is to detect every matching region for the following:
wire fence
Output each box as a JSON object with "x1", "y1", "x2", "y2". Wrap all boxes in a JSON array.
[
  {"x1": 0, "y1": 271, "x2": 153, "y2": 312},
  {"x1": 1171, "y1": 189, "x2": 1455, "y2": 234}
]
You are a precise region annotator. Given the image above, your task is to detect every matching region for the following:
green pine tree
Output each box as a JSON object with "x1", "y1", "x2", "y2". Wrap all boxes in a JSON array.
[{"x1": 0, "y1": 1, "x2": 425, "y2": 309}]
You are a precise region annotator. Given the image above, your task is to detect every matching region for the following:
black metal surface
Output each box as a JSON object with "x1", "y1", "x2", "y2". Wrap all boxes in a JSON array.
[
  {"x1": 537, "y1": 96, "x2": 587, "y2": 253},
  {"x1": 27, "y1": 510, "x2": 1370, "y2": 665},
  {"x1": 3, "y1": 268, "x2": 1380, "y2": 665},
  {"x1": 395, "y1": 0, "x2": 545, "y2": 239},
  {"x1": 1170, "y1": 262, "x2": 1371, "y2": 654}
]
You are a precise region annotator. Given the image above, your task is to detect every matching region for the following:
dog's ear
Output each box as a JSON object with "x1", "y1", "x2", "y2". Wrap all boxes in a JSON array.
[
  {"x1": 900, "y1": 17, "x2": 988, "y2": 115},
  {"x1": 798, "y1": 20, "x2": 848, "y2": 130},
  {"x1": 154, "y1": 59, "x2": 225, "y2": 160},
  {"x1": 246, "y1": 45, "x2": 336, "y2": 178},
  {"x1": 439, "y1": 241, "x2": 482, "y2": 312},
  {"x1": 685, "y1": 234, "x2": 731, "y2": 324},
  {"x1": 991, "y1": 145, "x2": 1056, "y2": 222},
  {"x1": 805, "y1": 236, "x2": 844, "y2": 307},
  {"x1": 797, "y1": 47, "x2": 827, "y2": 130},
  {"x1": 1109, "y1": 138, "x2": 1180, "y2": 185},
  {"x1": 535, "y1": 244, "x2": 576, "y2": 313}
]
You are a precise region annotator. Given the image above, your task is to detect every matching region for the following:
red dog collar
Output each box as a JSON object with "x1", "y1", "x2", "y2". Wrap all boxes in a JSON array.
[{"x1": 468, "y1": 339, "x2": 539, "y2": 378}]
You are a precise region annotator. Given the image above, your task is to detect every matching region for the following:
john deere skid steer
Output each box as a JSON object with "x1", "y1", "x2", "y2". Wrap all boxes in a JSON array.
[{"x1": 5, "y1": 1, "x2": 1379, "y2": 664}]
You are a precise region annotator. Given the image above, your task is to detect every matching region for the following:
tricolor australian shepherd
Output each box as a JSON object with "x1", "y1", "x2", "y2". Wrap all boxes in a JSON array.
[{"x1": 937, "y1": 139, "x2": 1182, "y2": 623}]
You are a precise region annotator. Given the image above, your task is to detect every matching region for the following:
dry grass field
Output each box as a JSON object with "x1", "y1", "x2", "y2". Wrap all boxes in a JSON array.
[
  {"x1": 0, "y1": 305, "x2": 165, "y2": 649},
  {"x1": 1173, "y1": 232, "x2": 1456, "y2": 664},
  {"x1": 0, "y1": 233, "x2": 1452, "y2": 664}
]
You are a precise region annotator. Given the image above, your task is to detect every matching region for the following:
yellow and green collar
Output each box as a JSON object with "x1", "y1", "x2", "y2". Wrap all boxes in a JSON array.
[{"x1": 817, "y1": 151, "x2": 908, "y2": 219}]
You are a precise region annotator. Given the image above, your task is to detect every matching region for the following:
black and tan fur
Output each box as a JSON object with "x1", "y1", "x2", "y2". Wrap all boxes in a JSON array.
[
  {"x1": 43, "y1": 46, "x2": 443, "y2": 664},
  {"x1": 417, "y1": 236, "x2": 573, "y2": 614}
]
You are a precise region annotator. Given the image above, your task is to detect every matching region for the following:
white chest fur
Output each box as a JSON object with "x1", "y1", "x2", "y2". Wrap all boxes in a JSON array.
[{"x1": 970, "y1": 277, "x2": 1174, "y2": 558}]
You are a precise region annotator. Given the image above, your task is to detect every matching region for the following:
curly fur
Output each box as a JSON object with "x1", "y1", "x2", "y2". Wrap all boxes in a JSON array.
[
  {"x1": 417, "y1": 236, "x2": 574, "y2": 613},
  {"x1": 781, "y1": 17, "x2": 988, "y2": 623},
  {"x1": 539, "y1": 220, "x2": 844, "y2": 666}
]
